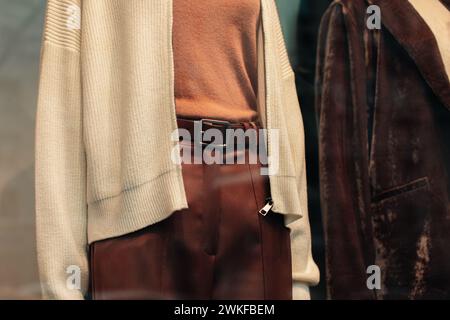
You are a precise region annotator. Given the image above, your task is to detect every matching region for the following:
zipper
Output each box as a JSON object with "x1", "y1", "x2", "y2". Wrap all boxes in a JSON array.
[{"x1": 259, "y1": 197, "x2": 273, "y2": 216}]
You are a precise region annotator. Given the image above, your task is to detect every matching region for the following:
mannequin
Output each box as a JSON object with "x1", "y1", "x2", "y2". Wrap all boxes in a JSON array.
[
  {"x1": 89, "y1": 0, "x2": 293, "y2": 300},
  {"x1": 35, "y1": 0, "x2": 319, "y2": 300}
]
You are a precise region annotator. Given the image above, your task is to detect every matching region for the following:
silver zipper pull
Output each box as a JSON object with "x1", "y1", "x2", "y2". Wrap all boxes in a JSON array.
[{"x1": 259, "y1": 199, "x2": 273, "y2": 216}]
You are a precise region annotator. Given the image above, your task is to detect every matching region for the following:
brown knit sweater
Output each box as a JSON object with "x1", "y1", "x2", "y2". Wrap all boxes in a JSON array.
[{"x1": 173, "y1": 0, "x2": 261, "y2": 122}]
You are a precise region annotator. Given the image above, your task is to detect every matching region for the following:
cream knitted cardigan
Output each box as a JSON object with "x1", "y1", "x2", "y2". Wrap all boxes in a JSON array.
[{"x1": 36, "y1": 0, "x2": 320, "y2": 300}]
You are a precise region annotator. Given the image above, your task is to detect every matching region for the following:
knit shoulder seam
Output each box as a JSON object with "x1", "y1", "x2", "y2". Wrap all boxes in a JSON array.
[{"x1": 44, "y1": 0, "x2": 82, "y2": 53}]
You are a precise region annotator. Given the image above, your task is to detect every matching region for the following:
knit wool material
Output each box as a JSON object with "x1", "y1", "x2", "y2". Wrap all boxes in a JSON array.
[{"x1": 35, "y1": 0, "x2": 320, "y2": 300}]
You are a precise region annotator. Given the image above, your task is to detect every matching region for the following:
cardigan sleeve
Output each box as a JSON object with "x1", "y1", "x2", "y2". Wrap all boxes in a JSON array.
[
  {"x1": 271, "y1": 1, "x2": 321, "y2": 299},
  {"x1": 283, "y1": 72, "x2": 321, "y2": 299},
  {"x1": 35, "y1": 0, "x2": 88, "y2": 300}
]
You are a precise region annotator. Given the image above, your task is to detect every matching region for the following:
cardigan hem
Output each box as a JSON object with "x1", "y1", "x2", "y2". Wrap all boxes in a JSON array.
[
  {"x1": 270, "y1": 175, "x2": 304, "y2": 220},
  {"x1": 87, "y1": 168, "x2": 188, "y2": 244},
  {"x1": 86, "y1": 169, "x2": 304, "y2": 244}
]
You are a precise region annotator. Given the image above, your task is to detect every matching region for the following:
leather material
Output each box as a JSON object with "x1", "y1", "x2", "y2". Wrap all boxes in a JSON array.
[
  {"x1": 176, "y1": 118, "x2": 261, "y2": 149},
  {"x1": 88, "y1": 120, "x2": 292, "y2": 300}
]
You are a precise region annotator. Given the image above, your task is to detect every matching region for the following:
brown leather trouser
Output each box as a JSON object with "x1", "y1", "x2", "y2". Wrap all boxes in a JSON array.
[{"x1": 89, "y1": 119, "x2": 292, "y2": 300}]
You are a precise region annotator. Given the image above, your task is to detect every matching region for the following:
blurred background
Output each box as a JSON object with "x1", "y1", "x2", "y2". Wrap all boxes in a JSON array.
[
  {"x1": 0, "y1": 0, "x2": 325, "y2": 300},
  {"x1": 0, "y1": 0, "x2": 45, "y2": 299}
]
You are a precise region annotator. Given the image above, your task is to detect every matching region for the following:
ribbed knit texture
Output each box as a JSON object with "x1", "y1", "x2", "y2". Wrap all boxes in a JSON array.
[
  {"x1": 36, "y1": 0, "x2": 319, "y2": 300},
  {"x1": 43, "y1": 0, "x2": 81, "y2": 51}
]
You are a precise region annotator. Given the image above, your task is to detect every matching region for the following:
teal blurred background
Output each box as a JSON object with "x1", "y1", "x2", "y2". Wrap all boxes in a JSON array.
[
  {"x1": 0, "y1": 0, "x2": 301, "y2": 299},
  {"x1": 0, "y1": 0, "x2": 45, "y2": 299},
  {"x1": 277, "y1": 0, "x2": 302, "y2": 66}
]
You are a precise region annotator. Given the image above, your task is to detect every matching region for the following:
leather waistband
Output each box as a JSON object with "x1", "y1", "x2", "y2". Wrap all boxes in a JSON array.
[
  {"x1": 176, "y1": 118, "x2": 262, "y2": 148},
  {"x1": 177, "y1": 118, "x2": 260, "y2": 133}
]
